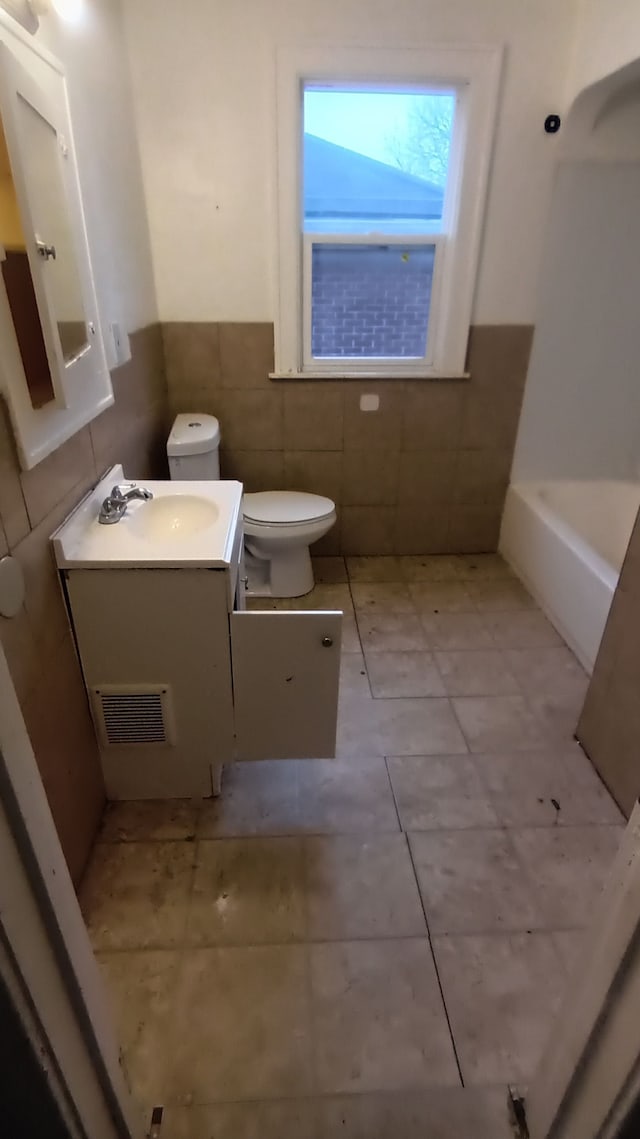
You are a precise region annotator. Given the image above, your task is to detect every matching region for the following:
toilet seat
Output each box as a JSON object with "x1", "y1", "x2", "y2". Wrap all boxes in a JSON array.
[{"x1": 243, "y1": 491, "x2": 335, "y2": 526}]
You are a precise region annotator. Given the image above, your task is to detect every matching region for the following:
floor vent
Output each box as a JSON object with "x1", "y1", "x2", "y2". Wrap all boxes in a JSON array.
[{"x1": 91, "y1": 685, "x2": 175, "y2": 747}]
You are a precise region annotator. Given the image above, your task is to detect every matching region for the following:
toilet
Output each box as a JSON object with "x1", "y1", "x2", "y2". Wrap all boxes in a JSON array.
[{"x1": 167, "y1": 413, "x2": 337, "y2": 597}]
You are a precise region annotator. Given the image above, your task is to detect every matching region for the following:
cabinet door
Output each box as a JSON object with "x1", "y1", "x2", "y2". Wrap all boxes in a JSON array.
[{"x1": 231, "y1": 611, "x2": 342, "y2": 760}]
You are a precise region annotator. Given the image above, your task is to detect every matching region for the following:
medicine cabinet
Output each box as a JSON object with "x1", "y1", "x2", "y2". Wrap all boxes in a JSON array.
[{"x1": 0, "y1": 36, "x2": 112, "y2": 469}]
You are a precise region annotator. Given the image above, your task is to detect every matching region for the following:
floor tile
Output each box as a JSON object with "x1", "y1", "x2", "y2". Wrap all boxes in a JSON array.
[
  {"x1": 98, "y1": 800, "x2": 199, "y2": 843},
  {"x1": 340, "y1": 652, "x2": 371, "y2": 699},
  {"x1": 399, "y1": 555, "x2": 472, "y2": 582},
  {"x1": 525, "y1": 691, "x2": 584, "y2": 743},
  {"x1": 319, "y1": 1087, "x2": 512, "y2": 1138},
  {"x1": 387, "y1": 755, "x2": 498, "y2": 830},
  {"x1": 506, "y1": 646, "x2": 589, "y2": 698},
  {"x1": 485, "y1": 611, "x2": 563, "y2": 649},
  {"x1": 452, "y1": 695, "x2": 552, "y2": 752},
  {"x1": 298, "y1": 758, "x2": 400, "y2": 833},
  {"x1": 433, "y1": 931, "x2": 566, "y2": 1083},
  {"x1": 552, "y1": 929, "x2": 587, "y2": 976},
  {"x1": 198, "y1": 760, "x2": 302, "y2": 837},
  {"x1": 311, "y1": 939, "x2": 459, "y2": 1093},
  {"x1": 467, "y1": 578, "x2": 535, "y2": 611},
  {"x1": 97, "y1": 950, "x2": 179, "y2": 1110},
  {"x1": 476, "y1": 748, "x2": 624, "y2": 827},
  {"x1": 421, "y1": 613, "x2": 495, "y2": 650},
  {"x1": 80, "y1": 842, "x2": 194, "y2": 950},
  {"x1": 305, "y1": 834, "x2": 426, "y2": 940},
  {"x1": 407, "y1": 581, "x2": 475, "y2": 614},
  {"x1": 510, "y1": 826, "x2": 622, "y2": 928},
  {"x1": 357, "y1": 611, "x2": 428, "y2": 652},
  {"x1": 284, "y1": 583, "x2": 354, "y2": 612},
  {"x1": 347, "y1": 556, "x2": 405, "y2": 582},
  {"x1": 162, "y1": 1101, "x2": 318, "y2": 1139},
  {"x1": 313, "y1": 556, "x2": 349, "y2": 584},
  {"x1": 435, "y1": 650, "x2": 519, "y2": 696},
  {"x1": 337, "y1": 698, "x2": 467, "y2": 758},
  {"x1": 365, "y1": 651, "x2": 446, "y2": 698},
  {"x1": 409, "y1": 829, "x2": 544, "y2": 934},
  {"x1": 186, "y1": 838, "x2": 306, "y2": 945},
  {"x1": 452, "y1": 554, "x2": 514, "y2": 581},
  {"x1": 351, "y1": 582, "x2": 416, "y2": 613},
  {"x1": 166, "y1": 946, "x2": 312, "y2": 1103}
]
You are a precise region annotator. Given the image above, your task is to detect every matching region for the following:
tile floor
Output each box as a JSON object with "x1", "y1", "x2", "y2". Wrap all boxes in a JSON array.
[{"x1": 80, "y1": 554, "x2": 625, "y2": 1139}]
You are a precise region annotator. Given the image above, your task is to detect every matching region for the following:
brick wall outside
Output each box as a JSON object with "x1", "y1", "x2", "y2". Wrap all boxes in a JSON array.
[{"x1": 311, "y1": 244, "x2": 434, "y2": 359}]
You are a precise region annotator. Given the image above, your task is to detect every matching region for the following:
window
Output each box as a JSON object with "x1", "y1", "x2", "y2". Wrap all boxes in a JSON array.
[
  {"x1": 275, "y1": 45, "x2": 502, "y2": 379},
  {"x1": 303, "y1": 86, "x2": 454, "y2": 370}
]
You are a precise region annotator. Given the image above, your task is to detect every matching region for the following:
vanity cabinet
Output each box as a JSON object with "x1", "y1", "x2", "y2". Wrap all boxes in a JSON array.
[
  {"x1": 54, "y1": 467, "x2": 342, "y2": 800},
  {"x1": 62, "y1": 564, "x2": 342, "y2": 800}
]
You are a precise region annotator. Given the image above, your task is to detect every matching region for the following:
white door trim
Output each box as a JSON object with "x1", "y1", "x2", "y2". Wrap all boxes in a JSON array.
[{"x1": 0, "y1": 640, "x2": 140, "y2": 1139}]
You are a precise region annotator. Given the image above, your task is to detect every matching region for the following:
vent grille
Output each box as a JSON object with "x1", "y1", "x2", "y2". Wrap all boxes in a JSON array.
[{"x1": 91, "y1": 686, "x2": 175, "y2": 748}]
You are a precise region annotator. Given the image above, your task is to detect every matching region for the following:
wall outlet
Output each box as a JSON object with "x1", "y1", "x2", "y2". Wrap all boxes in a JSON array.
[{"x1": 108, "y1": 321, "x2": 131, "y2": 368}]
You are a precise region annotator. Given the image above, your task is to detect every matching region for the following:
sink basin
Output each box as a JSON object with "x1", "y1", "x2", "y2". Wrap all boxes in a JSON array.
[
  {"x1": 52, "y1": 466, "x2": 243, "y2": 569},
  {"x1": 128, "y1": 494, "x2": 219, "y2": 541}
]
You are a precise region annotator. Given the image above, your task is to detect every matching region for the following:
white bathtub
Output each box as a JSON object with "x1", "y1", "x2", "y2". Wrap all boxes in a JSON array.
[{"x1": 500, "y1": 480, "x2": 640, "y2": 673}]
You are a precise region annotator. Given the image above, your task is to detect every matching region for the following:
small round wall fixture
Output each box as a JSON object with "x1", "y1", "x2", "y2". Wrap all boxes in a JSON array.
[
  {"x1": 544, "y1": 114, "x2": 562, "y2": 134},
  {"x1": 0, "y1": 556, "x2": 25, "y2": 619}
]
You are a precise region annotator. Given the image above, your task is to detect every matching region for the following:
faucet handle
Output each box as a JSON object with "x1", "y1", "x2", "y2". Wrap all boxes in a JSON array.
[{"x1": 111, "y1": 482, "x2": 136, "y2": 499}]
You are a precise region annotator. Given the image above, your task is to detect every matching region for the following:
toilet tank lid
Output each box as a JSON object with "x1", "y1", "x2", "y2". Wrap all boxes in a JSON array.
[
  {"x1": 243, "y1": 490, "x2": 335, "y2": 524},
  {"x1": 167, "y1": 413, "x2": 221, "y2": 456}
]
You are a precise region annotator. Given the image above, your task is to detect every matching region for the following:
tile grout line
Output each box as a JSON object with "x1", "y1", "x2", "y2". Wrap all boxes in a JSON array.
[
  {"x1": 402, "y1": 827, "x2": 466, "y2": 1089},
  {"x1": 382, "y1": 755, "x2": 403, "y2": 834},
  {"x1": 346, "y1": 574, "x2": 374, "y2": 698},
  {"x1": 384, "y1": 752, "x2": 466, "y2": 1085},
  {"x1": 91, "y1": 923, "x2": 592, "y2": 956}
]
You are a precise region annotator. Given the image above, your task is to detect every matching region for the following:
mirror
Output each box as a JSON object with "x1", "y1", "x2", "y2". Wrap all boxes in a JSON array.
[
  {"x1": 15, "y1": 91, "x2": 88, "y2": 363},
  {"x1": 0, "y1": 114, "x2": 55, "y2": 408}
]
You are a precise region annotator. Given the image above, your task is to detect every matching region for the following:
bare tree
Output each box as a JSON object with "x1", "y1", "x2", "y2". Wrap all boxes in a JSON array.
[{"x1": 386, "y1": 96, "x2": 454, "y2": 186}]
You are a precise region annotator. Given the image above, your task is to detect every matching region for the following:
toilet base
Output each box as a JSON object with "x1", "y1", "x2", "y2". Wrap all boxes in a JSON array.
[{"x1": 245, "y1": 544, "x2": 315, "y2": 598}]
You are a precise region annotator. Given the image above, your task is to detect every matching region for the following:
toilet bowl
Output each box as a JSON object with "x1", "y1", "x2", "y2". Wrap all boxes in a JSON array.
[
  {"x1": 167, "y1": 413, "x2": 337, "y2": 597},
  {"x1": 243, "y1": 491, "x2": 337, "y2": 597}
]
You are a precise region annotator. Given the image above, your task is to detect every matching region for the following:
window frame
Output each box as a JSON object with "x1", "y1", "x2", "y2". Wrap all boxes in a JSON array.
[{"x1": 273, "y1": 43, "x2": 502, "y2": 379}]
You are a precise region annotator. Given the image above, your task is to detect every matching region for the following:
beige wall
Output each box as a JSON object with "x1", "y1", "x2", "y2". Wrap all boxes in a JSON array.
[
  {"x1": 0, "y1": 0, "x2": 164, "y2": 884},
  {"x1": 163, "y1": 322, "x2": 532, "y2": 555},
  {"x1": 578, "y1": 510, "x2": 640, "y2": 818},
  {"x1": 569, "y1": 0, "x2": 640, "y2": 97}
]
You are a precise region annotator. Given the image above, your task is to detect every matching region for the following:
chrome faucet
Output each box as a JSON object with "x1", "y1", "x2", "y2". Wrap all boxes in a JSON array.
[{"x1": 98, "y1": 483, "x2": 153, "y2": 525}]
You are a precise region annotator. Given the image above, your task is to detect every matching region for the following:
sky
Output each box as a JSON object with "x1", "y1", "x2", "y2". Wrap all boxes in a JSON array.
[{"x1": 303, "y1": 88, "x2": 455, "y2": 169}]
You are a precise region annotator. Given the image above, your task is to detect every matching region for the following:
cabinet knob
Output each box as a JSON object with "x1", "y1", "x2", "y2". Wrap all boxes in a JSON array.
[{"x1": 321, "y1": 636, "x2": 333, "y2": 647}]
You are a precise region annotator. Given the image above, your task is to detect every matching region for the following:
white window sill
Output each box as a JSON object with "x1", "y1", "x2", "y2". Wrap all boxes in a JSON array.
[{"x1": 269, "y1": 371, "x2": 471, "y2": 382}]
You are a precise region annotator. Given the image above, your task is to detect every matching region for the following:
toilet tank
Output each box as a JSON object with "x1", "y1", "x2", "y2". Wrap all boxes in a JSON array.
[{"x1": 167, "y1": 413, "x2": 221, "y2": 480}]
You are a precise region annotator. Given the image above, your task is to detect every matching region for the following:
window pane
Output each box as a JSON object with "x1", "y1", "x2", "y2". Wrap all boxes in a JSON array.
[
  {"x1": 303, "y1": 88, "x2": 455, "y2": 235},
  {"x1": 311, "y1": 243, "x2": 435, "y2": 359}
]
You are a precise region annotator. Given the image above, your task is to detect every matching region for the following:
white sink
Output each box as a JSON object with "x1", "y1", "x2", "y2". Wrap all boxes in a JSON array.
[
  {"x1": 129, "y1": 494, "x2": 219, "y2": 542},
  {"x1": 52, "y1": 465, "x2": 243, "y2": 569}
]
